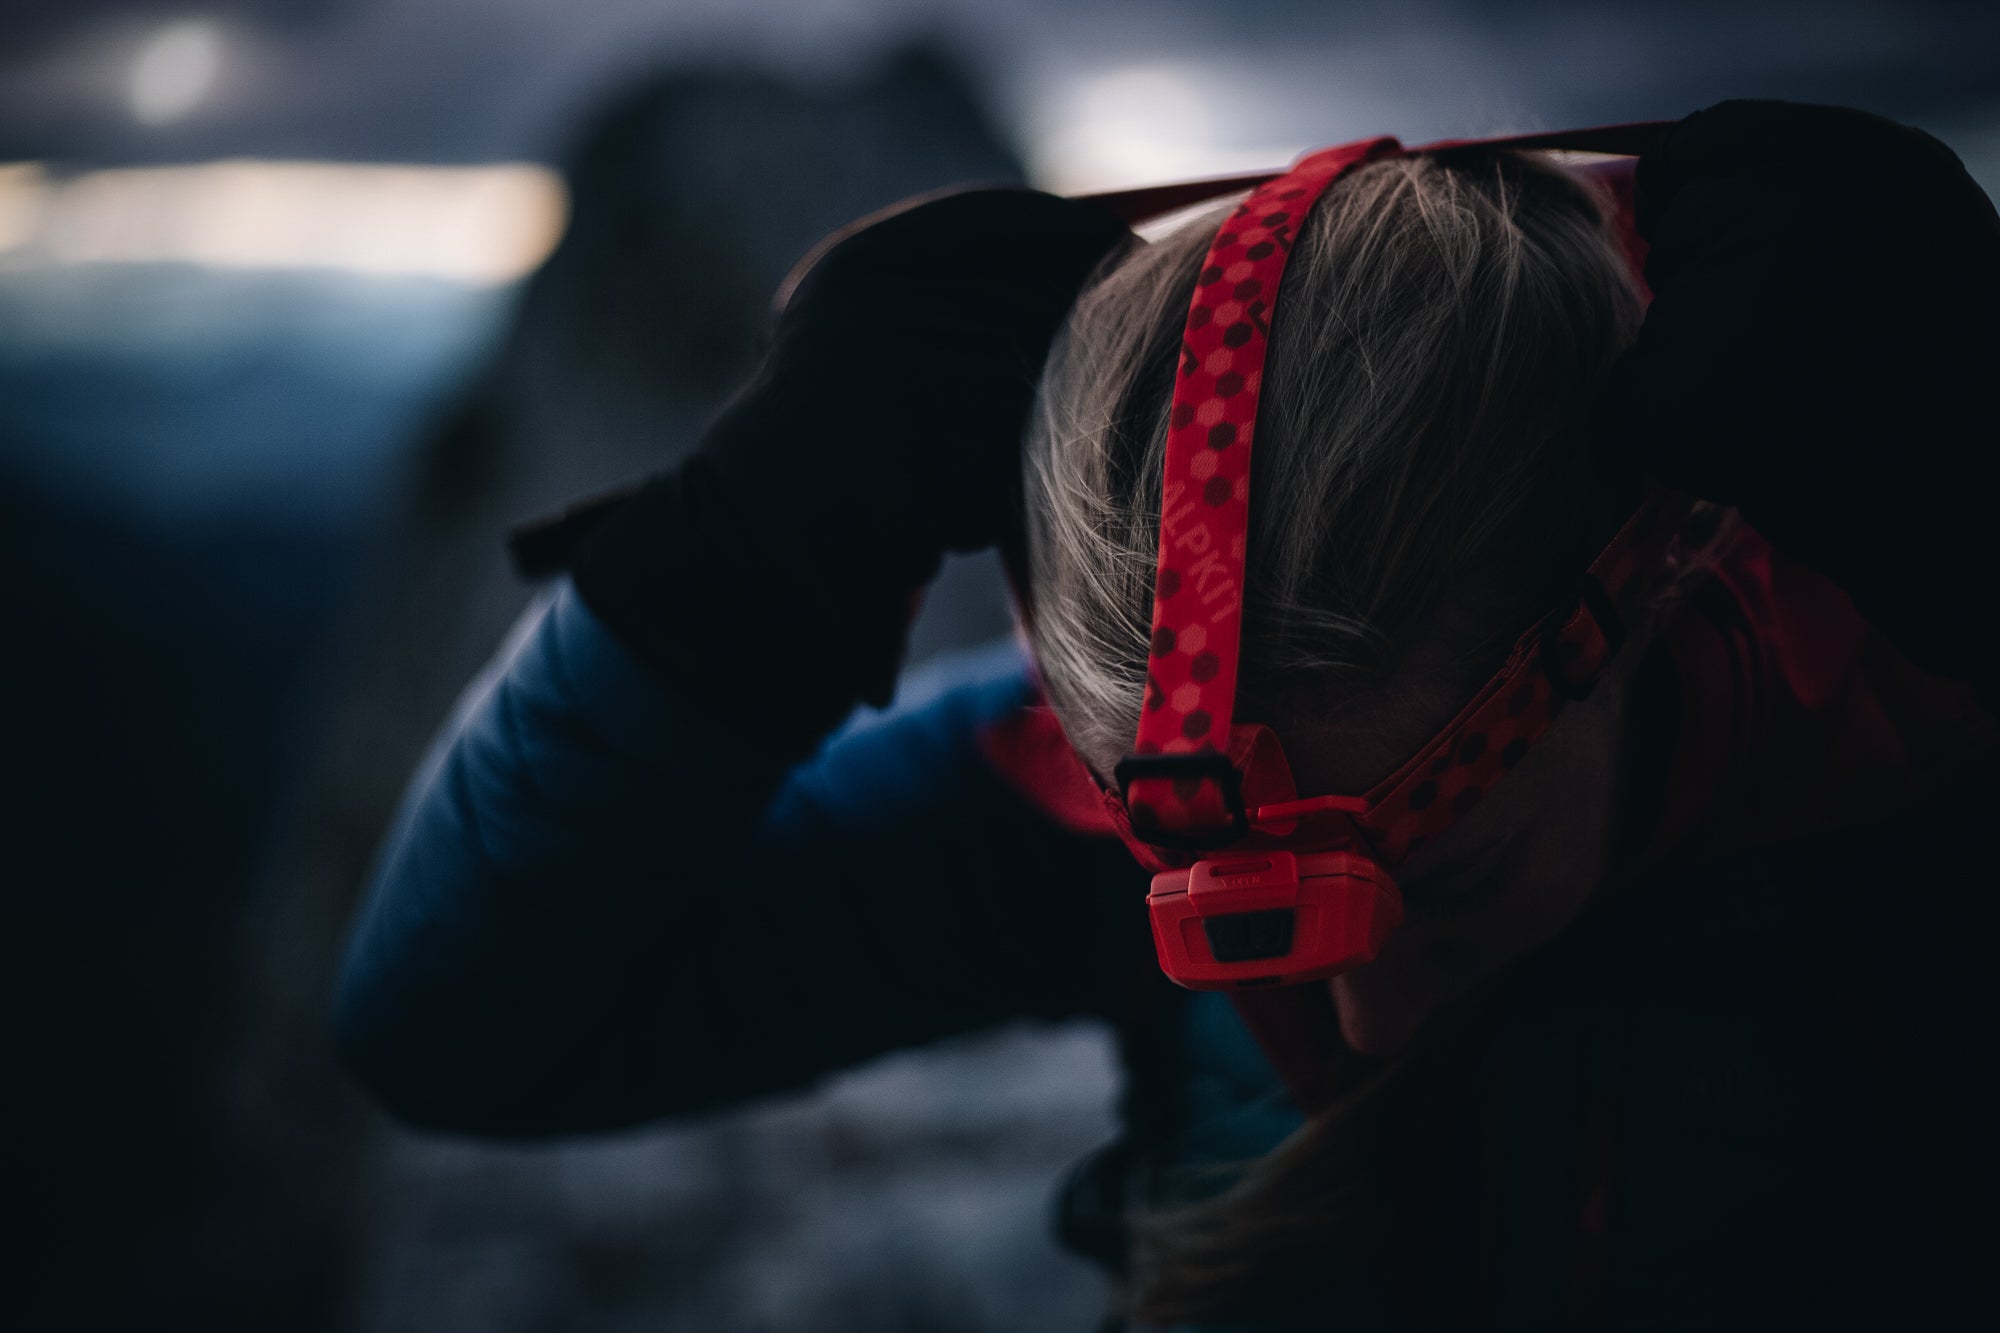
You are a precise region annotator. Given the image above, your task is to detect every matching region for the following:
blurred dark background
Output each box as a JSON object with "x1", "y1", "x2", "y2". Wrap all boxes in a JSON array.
[{"x1": 3, "y1": 3, "x2": 1996, "y2": 1330}]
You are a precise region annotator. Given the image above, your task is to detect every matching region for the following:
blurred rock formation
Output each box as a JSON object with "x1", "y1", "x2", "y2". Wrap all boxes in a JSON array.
[
  {"x1": 317, "y1": 40, "x2": 1025, "y2": 876},
  {"x1": 258, "y1": 40, "x2": 1111, "y2": 1333}
]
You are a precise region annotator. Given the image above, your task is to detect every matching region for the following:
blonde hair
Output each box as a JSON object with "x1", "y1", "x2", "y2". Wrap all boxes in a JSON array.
[
  {"x1": 1021, "y1": 147, "x2": 1652, "y2": 1325},
  {"x1": 1024, "y1": 148, "x2": 1645, "y2": 780}
]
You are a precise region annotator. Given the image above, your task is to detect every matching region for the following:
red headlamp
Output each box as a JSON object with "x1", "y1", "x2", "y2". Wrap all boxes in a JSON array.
[{"x1": 1078, "y1": 125, "x2": 1691, "y2": 991}]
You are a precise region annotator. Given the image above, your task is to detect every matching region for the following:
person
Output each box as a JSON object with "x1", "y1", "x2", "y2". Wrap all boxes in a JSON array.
[{"x1": 335, "y1": 101, "x2": 1998, "y2": 1330}]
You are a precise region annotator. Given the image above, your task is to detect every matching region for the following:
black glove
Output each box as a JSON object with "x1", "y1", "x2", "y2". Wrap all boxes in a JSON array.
[
  {"x1": 1594, "y1": 100, "x2": 2000, "y2": 694},
  {"x1": 568, "y1": 187, "x2": 1132, "y2": 757}
]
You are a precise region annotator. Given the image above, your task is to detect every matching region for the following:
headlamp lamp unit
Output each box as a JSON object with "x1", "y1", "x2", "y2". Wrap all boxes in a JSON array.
[{"x1": 1080, "y1": 124, "x2": 1693, "y2": 992}]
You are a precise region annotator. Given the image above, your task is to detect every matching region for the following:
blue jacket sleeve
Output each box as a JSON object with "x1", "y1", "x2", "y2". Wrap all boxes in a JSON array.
[{"x1": 333, "y1": 583, "x2": 1150, "y2": 1136}]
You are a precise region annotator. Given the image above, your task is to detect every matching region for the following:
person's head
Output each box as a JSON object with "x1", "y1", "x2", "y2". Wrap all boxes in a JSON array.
[{"x1": 1024, "y1": 147, "x2": 1651, "y2": 1058}]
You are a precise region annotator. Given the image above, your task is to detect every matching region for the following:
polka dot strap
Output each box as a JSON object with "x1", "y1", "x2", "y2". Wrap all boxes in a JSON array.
[
  {"x1": 1349, "y1": 490, "x2": 1690, "y2": 862},
  {"x1": 1114, "y1": 484, "x2": 1692, "y2": 868},
  {"x1": 1120, "y1": 138, "x2": 1403, "y2": 844}
]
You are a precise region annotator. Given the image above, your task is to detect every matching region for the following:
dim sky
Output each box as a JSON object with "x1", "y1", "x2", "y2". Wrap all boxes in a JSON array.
[{"x1": 4, "y1": 0, "x2": 1999, "y2": 185}]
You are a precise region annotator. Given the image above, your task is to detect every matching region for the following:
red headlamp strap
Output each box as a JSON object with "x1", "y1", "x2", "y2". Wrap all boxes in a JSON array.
[
  {"x1": 1345, "y1": 490, "x2": 1689, "y2": 861},
  {"x1": 1122, "y1": 137, "x2": 1403, "y2": 844},
  {"x1": 1114, "y1": 124, "x2": 1678, "y2": 860}
]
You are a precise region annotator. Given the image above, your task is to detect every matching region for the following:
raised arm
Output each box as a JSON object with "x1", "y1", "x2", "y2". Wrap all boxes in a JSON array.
[
  {"x1": 334, "y1": 585, "x2": 1147, "y2": 1136},
  {"x1": 1597, "y1": 100, "x2": 2000, "y2": 703},
  {"x1": 333, "y1": 186, "x2": 1138, "y2": 1135}
]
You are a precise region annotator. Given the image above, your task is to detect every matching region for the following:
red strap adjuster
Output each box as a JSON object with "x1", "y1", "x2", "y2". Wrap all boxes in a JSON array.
[{"x1": 1113, "y1": 751, "x2": 1248, "y2": 849}]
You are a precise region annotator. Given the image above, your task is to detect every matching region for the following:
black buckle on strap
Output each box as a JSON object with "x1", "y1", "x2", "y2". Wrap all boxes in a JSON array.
[
  {"x1": 1540, "y1": 574, "x2": 1626, "y2": 701},
  {"x1": 1113, "y1": 751, "x2": 1250, "y2": 849}
]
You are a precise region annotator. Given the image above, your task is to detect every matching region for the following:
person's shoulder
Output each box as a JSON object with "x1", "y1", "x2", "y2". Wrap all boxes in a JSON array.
[
  {"x1": 871, "y1": 637, "x2": 1040, "y2": 726},
  {"x1": 809, "y1": 637, "x2": 1122, "y2": 841},
  {"x1": 779, "y1": 636, "x2": 1034, "y2": 787},
  {"x1": 1665, "y1": 524, "x2": 1992, "y2": 851}
]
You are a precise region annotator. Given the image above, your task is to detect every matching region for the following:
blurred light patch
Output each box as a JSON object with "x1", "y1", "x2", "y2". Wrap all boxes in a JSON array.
[
  {"x1": 0, "y1": 161, "x2": 566, "y2": 286},
  {"x1": 0, "y1": 163, "x2": 43, "y2": 253},
  {"x1": 129, "y1": 19, "x2": 224, "y2": 127},
  {"x1": 1025, "y1": 62, "x2": 1301, "y2": 194}
]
